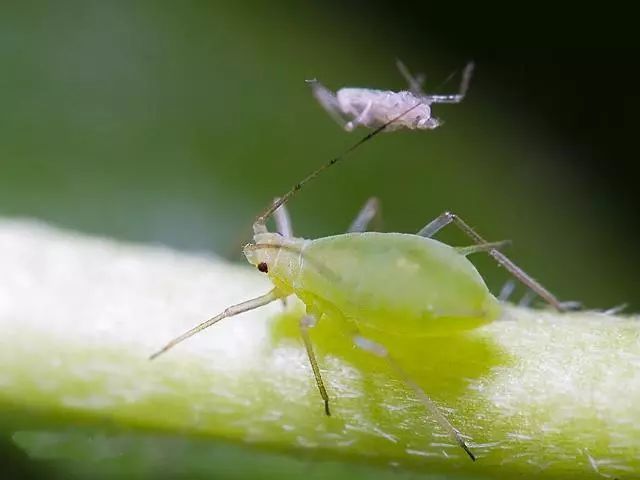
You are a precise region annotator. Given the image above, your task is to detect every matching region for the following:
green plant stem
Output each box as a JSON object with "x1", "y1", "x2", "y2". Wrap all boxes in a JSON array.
[{"x1": 0, "y1": 218, "x2": 638, "y2": 479}]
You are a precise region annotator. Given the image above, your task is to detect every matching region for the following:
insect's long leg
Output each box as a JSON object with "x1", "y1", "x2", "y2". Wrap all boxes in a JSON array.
[
  {"x1": 307, "y1": 79, "x2": 350, "y2": 129},
  {"x1": 299, "y1": 315, "x2": 331, "y2": 416},
  {"x1": 272, "y1": 198, "x2": 293, "y2": 307},
  {"x1": 497, "y1": 280, "x2": 517, "y2": 302},
  {"x1": 456, "y1": 239, "x2": 510, "y2": 256},
  {"x1": 396, "y1": 59, "x2": 426, "y2": 96},
  {"x1": 422, "y1": 62, "x2": 475, "y2": 104},
  {"x1": 418, "y1": 211, "x2": 566, "y2": 311},
  {"x1": 273, "y1": 198, "x2": 293, "y2": 238},
  {"x1": 347, "y1": 197, "x2": 382, "y2": 233},
  {"x1": 149, "y1": 289, "x2": 283, "y2": 360},
  {"x1": 345, "y1": 100, "x2": 374, "y2": 132},
  {"x1": 518, "y1": 290, "x2": 537, "y2": 308},
  {"x1": 352, "y1": 334, "x2": 476, "y2": 461}
]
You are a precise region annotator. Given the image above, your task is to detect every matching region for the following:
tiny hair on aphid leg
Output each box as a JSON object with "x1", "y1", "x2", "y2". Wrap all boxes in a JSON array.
[{"x1": 151, "y1": 85, "x2": 568, "y2": 462}]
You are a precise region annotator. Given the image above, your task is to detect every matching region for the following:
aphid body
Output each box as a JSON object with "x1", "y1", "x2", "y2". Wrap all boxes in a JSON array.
[
  {"x1": 310, "y1": 61, "x2": 475, "y2": 131},
  {"x1": 332, "y1": 89, "x2": 440, "y2": 131},
  {"x1": 246, "y1": 231, "x2": 501, "y2": 336}
]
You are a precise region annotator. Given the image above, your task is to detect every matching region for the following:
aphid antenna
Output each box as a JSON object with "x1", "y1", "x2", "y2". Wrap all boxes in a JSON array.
[{"x1": 254, "y1": 102, "x2": 425, "y2": 233}]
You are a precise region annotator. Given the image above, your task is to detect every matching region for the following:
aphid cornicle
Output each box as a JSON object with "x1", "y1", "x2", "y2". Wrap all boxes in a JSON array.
[
  {"x1": 150, "y1": 100, "x2": 567, "y2": 462},
  {"x1": 309, "y1": 60, "x2": 475, "y2": 132}
]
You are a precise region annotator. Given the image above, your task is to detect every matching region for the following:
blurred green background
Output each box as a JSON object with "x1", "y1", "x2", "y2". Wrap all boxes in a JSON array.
[
  {"x1": 1, "y1": 1, "x2": 638, "y2": 478},
  {"x1": 1, "y1": 3, "x2": 638, "y2": 308}
]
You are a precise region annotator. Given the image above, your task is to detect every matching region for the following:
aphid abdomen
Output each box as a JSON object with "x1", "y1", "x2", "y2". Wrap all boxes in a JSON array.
[
  {"x1": 336, "y1": 88, "x2": 387, "y2": 116},
  {"x1": 295, "y1": 232, "x2": 500, "y2": 336},
  {"x1": 336, "y1": 89, "x2": 434, "y2": 130}
]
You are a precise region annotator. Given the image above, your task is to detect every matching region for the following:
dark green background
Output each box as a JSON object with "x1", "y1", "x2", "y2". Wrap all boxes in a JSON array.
[{"x1": 1, "y1": 2, "x2": 638, "y2": 478}]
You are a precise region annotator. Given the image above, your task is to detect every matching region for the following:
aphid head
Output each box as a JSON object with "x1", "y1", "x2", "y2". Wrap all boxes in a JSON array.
[
  {"x1": 243, "y1": 233, "x2": 282, "y2": 272},
  {"x1": 243, "y1": 233, "x2": 308, "y2": 290},
  {"x1": 414, "y1": 108, "x2": 441, "y2": 130}
]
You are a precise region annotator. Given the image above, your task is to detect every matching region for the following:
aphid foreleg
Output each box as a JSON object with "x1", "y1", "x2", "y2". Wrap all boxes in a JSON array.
[
  {"x1": 421, "y1": 62, "x2": 475, "y2": 105},
  {"x1": 307, "y1": 79, "x2": 350, "y2": 129},
  {"x1": 299, "y1": 314, "x2": 331, "y2": 416},
  {"x1": 347, "y1": 197, "x2": 381, "y2": 233},
  {"x1": 273, "y1": 199, "x2": 293, "y2": 307},
  {"x1": 149, "y1": 289, "x2": 283, "y2": 360},
  {"x1": 273, "y1": 198, "x2": 293, "y2": 238},
  {"x1": 344, "y1": 100, "x2": 373, "y2": 132},
  {"x1": 396, "y1": 59, "x2": 426, "y2": 95},
  {"x1": 417, "y1": 211, "x2": 566, "y2": 311},
  {"x1": 352, "y1": 334, "x2": 476, "y2": 461}
]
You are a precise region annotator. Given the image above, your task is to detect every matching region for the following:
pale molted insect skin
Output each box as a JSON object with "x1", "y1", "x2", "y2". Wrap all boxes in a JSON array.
[
  {"x1": 246, "y1": 232, "x2": 501, "y2": 336},
  {"x1": 336, "y1": 89, "x2": 438, "y2": 131},
  {"x1": 310, "y1": 61, "x2": 474, "y2": 132}
]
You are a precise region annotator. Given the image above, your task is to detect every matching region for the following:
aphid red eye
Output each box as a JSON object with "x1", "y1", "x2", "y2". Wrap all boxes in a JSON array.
[{"x1": 257, "y1": 262, "x2": 269, "y2": 273}]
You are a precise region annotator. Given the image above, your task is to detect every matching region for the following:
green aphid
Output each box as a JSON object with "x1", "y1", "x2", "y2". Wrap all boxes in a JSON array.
[{"x1": 151, "y1": 103, "x2": 567, "y2": 461}]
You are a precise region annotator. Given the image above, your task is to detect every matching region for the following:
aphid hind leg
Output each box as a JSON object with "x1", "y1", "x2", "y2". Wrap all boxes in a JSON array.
[
  {"x1": 499, "y1": 280, "x2": 580, "y2": 309},
  {"x1": 456, "y1": 240, "x2": 510, "y2": 256},
  {"x1": 417, "y1": 211, "x2": 566, "y2": 311},
  {"x1": 352, "y1": 333, "x2": 476, "y2": 461},
  {"x1": 347, "y1": 197, "x2": 382, "y2": 233},
  {"x1": 299, "y1": 314, "x2": 331, "y2": 416}
]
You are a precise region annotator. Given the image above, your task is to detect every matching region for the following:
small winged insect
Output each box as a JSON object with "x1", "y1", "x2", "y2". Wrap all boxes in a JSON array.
[
  {"x1": 309, "y1": 60, "x2": 475, "y2": 131},
  {"x1": 150, "y1": 100, "x2": 567, "y2": 461}
]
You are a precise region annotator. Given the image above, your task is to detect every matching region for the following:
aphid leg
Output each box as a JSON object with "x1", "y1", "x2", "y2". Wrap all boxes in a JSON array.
[
  {"x1": 345, "y1": 100, "x2": 373, "y2": 132},
  {"x1": 396, "y1": 59, "x2": 426, "y2": 95},
  {"x1": 456, "y1": 240, "x2": 510, "y2": 256},
  {"x1": 602, "y1": 303, "x2": 628, "y2": 315},
  {"x1": 149, "y1": 288, "x2": 283, "y2": 360},
  {"x1": 559, "y1": 300, "x2": 582, "y2": 310},
  {"x1": 421, "y1": 62, "x2": 475, "y2": 104},
  {"x1": 306, "y1": 79, "x2": 350, "y2": 129},
  {"x1": 347, "y1": 197, "x2": 382, "y2": 233},
  {"x1": 299, "y1": 314, "x2": 331, "y2": 416},
  {"x1": 273, "y1": 197, "x2": 293, "y2": 238},
  {"x1": 352, "y1": 333, "x2": 476, "y2": 461},
  {"x1": 498, "y1": 280, "x2": 517, "y2": 302},
  {"x1": 417, "y1": 211, "x2": 566, "y2": 311},
  {"x1": 518, "y1": 289, "x2": 537, "y2": 307},
  {"x1": 273, "y1": 198, "x2": 294, "y2": 306}
]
